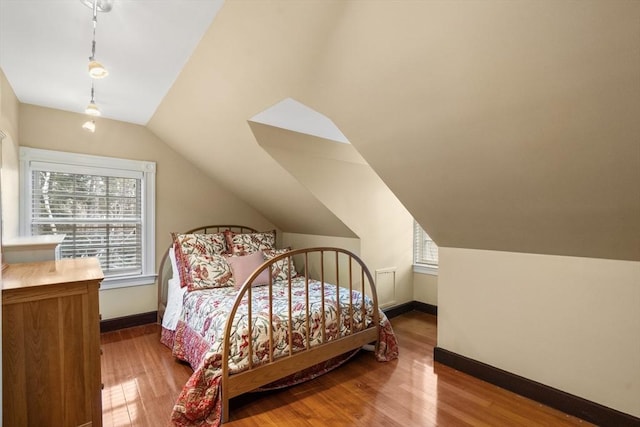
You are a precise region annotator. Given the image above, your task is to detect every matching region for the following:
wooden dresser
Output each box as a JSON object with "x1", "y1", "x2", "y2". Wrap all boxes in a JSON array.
[{"x1": 2, "y1": 258, "x2": 104, "y2": 427}]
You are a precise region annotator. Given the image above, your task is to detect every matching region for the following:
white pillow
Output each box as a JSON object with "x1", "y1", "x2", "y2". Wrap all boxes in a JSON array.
[
  {"x1": 162, "y1": 277, "x2": 186, "y2": 331},
  {"x1": 169, "y1": 247, "x2": 179, "y2": 281}
]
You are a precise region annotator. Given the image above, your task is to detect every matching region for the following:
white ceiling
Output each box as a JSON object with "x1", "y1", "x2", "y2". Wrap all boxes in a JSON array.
[
  {"x1": 0, "y1": 0, "x2": 223, "y2": 125},
  {"x1": 250, "y1": 98, "x2": 350, "y2": 144}
]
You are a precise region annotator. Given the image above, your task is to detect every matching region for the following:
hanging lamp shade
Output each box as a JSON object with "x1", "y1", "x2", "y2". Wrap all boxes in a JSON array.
[
  {"x1": 85, "y1": 0, "x2": 110, "y2": 79},
  {"x1": 80, "y1": 0, "x2": 111, "y2": 131},
  {"x1": 85, "y1": 100, "x2": 101, "y2": 116},
  {"x1": 82, "y1": 120, "x2": 96, "y2": 132},
  {"x1": 80, "y1": 0, "x2": 113, "y2": 13},
  {"x1": 88, "y1": 60, "x2": 108, "y2": 79}
]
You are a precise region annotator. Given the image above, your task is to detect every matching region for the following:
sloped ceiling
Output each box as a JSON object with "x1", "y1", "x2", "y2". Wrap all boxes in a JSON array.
[
  {"x1": 150, "y1": 1, "x2": 639, "y2": 260},
  {"x1": 148, "y1": 1, "x2": 354, "y2": 238}
]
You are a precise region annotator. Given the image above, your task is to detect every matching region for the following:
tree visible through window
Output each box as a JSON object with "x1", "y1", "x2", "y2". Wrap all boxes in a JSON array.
[
  {"x1": 32, "y1": 171, "x2": 142, "y2": 276},
  {"x1": 21, "y1": 147, "x2": 156, "y2": 288}
]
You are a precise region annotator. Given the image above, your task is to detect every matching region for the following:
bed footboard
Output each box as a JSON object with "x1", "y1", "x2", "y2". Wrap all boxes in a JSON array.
[{"x1": 220, "y1": 247, "x2": 380, "y2": 423}]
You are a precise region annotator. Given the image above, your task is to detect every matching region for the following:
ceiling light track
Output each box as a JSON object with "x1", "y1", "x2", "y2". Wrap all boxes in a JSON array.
[{"x1": 81, "y1": 0, "x2": 112, "y2": 132}]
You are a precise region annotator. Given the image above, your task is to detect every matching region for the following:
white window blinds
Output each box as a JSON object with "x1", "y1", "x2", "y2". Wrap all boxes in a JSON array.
[
  {"x1": 30, "y1": 170, "x2": 142, "y2": 276},
  {"x1": 21, "y1": 147, "x2": 156, "y2": 289},
  {"x1": 414, "y1": 221, "x2": 438, "y2": 266}
]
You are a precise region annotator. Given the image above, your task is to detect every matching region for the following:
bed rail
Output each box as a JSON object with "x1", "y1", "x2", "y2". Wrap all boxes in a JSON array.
[{"x1": 219, "y1": 247, "x2": 380, "y2": 423}]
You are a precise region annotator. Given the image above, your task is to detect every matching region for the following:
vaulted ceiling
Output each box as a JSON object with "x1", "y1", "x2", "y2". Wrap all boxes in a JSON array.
[
  {"x1": 3, "y1": 1, "x2": 639, "y2": 260},
  {"x1": 149, "y1": 0, "x2": 640, "y2": 261}
]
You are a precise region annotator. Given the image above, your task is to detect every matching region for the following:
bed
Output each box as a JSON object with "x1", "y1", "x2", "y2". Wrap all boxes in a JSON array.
[{"x1": 158, "y1": 225, "x2": 398, "y2": 426}]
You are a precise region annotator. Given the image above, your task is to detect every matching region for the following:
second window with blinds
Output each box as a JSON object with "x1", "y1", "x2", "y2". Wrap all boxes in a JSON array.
[
  {"x1": 20, "y1": 147, "x2": 156, "y2": 289},
  {"x1": 414, "y1": 220, "x2": 438, "y2": 275}
]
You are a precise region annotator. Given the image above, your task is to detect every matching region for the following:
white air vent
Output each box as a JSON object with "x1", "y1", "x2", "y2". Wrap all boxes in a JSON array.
[{"x1": 375, "y1": 267, "x2": 397, "y2": 308}]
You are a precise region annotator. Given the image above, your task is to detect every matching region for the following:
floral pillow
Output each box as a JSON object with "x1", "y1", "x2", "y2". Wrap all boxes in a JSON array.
[
  {"x1": 224, "y1": 230, "x2": 276, "y2": 255},
  {"x1": 172, "y1": 232, "x2": 233, "y2": 290},
  {"x1": 263, "y1": 247, "x2": 298, "y2": 281}
]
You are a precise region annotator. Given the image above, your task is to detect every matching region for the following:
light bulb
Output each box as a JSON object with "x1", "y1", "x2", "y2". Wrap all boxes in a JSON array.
[
  {"x1": 82, "y1": 120, "x2": 96, "y2": 133},
  {"x1": 85, "y1": 101, "x2": 101, "y2": 116},
  {"x1": 88, "y1": 60, "x2": 109, "y2": 79}
]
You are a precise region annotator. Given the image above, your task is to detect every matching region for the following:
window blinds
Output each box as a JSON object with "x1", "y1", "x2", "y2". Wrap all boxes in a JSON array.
[
  {"x1": 31, "y1": 170, "x2": 142, "y2": 276},
  {"x1": 413, "y1": 221, "x2": 439, "y2": 266}
]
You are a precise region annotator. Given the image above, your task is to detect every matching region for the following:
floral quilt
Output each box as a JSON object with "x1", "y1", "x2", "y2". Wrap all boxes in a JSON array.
[{"x1": 168, "y1": 277, "x2": 399, "y2": 426}]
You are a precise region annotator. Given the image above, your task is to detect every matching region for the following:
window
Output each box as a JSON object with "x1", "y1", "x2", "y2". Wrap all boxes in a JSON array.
[
  {"x1": 20, "y1": 147, "x2": 156, "y2": 289},
  {"x1": 413, "y1": 221, "x2": 438, "y2": 274}
]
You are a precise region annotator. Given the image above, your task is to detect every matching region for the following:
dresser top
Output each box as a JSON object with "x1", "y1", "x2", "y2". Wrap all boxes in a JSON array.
[
  {"x1": 2, "y1": 258, "x2": 104, "y2": 290},
  {"x1": 3, "y1": 234, "x2": 66, "y2": 249}
]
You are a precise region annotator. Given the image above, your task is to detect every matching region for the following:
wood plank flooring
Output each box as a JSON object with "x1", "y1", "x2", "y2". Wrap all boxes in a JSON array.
[{"x1": 101, "y1": 311, "x2": 592, "y2": 426}]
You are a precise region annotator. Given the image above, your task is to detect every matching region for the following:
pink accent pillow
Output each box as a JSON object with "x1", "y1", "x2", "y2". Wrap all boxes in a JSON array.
[{"x1": 227, "y1": 251, "x2": 271, "y2": 290}]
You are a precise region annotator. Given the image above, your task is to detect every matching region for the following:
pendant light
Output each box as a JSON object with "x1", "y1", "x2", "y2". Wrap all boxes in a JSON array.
[
  {"x1": 80, "y1": 0, "x2": 112, "y2": 132},
  {"x1": 85, "y1": 83, "x2": 101, "y2": 116},
  {"x1": 82, "y1": 120, "x2": 96, "y2": 133},
  {"x1": 83, "y1": 84, "x2": 98, "y2": 132},
  {"x1": 86, "y1": 0, "x2": 109, "y2": 79}
]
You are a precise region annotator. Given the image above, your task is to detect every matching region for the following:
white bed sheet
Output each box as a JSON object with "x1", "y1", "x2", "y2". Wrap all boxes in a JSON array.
[{"x1": 162, "y1": 277, "x2": 186, "y2": 331}]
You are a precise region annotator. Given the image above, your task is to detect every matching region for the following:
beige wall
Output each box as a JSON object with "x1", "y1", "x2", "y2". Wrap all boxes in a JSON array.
[
  {"x1": 282, "y1": 232, "x2": 364, "y2": 294},
  {"x1": 0, "y1": 69, "x2": 19, "y2": 138},
  {"x1": 282, "y1": 232, "x2": 360, "y2": 255},
  {"x1": 253, "y1": 124, "x2": 414, "y2": 309},
  {"x1": 413, "y1": 272, "x2": 438, "y2": 306},
  {"x1": 0, "y1": 68, "x2": 20, "y2": 239},
  {"x1": 438, "y1": 247, "x2": 640, "y2": 417},
  {"x1": 18, "y1": 104, "x2": 274, "y2": 319}
]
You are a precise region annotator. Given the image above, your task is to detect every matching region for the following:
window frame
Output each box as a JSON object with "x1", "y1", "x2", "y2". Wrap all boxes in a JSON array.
[
  {"x1": 413, "y1": 220, "x2": 438, "y2": 275},
  {"x1": 20, "y1": 147, "x2": 156, "y2": 290}
]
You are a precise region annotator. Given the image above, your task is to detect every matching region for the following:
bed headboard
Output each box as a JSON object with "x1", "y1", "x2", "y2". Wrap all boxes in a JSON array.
[{"x1": 157, "y1": 225, "x2": 258, "y2": 323}]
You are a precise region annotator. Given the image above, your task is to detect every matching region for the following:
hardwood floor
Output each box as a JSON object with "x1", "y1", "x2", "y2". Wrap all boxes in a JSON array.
[{"x1": 101, "y1": 311, "x2": 592, "y2": 426}]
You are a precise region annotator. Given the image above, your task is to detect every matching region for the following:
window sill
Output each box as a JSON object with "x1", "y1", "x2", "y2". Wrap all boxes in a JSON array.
[
  {"x1": 100, "y1": 273, "x2": 157, "y2": 290},
  {"x1": 413, "y1": 263, "x2": 438, "y2": 276}
]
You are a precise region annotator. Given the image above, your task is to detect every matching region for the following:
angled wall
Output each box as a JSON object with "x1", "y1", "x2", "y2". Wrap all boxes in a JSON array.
[
  {"x1": 148, "y1": 1, "x2": 354, "y2": 238},
  {"x1": 307, "y1": 0, "x2": 639, "y2": 262},
  {"x1": 250, "y1": 121, "x2": 414, "y2": 308}
]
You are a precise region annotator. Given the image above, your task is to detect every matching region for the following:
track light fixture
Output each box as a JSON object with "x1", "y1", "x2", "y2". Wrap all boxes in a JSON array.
[
  {"x1": 80, "y1": 0, "x2": 112, "y2": 132},
  {"x1": 85, "y1": 83, "x2": 101, "y2": 116},
  {"x1": 86, "y1": 0, "x2": 109, "y2": 79},
  {"x1": 88, "y1": 60, "x2": 108, "y2": 79}
]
